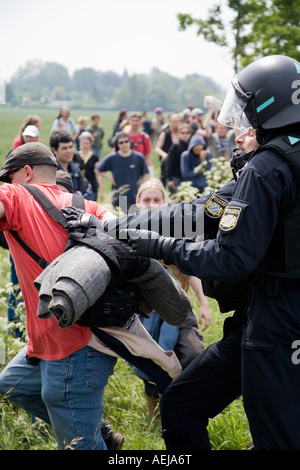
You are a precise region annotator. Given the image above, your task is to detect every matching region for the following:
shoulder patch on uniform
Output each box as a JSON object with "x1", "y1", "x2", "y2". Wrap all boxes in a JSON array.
[
  {"x1": 219, "y1": 206, "x2": 242, "y2": 232},
  {"x1": 283, "y1": 135, "x2": 300, "y2": 146},
  {"x1": 204, "y1": 193, "x2": 228, "y2": 219}
]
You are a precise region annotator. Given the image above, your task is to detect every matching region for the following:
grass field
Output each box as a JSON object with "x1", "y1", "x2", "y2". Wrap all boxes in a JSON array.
[{"x1": 0, "y1": 106, "x2": 251, "y2": 450}]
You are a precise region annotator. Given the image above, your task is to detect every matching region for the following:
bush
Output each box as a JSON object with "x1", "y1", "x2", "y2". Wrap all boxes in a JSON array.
[{"x1": 195, "y1": 156, "x2": 233, "y2": 194}]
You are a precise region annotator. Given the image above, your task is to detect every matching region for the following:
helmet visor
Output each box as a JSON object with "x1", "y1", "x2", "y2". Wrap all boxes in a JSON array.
[{"x1": 218, "y1": 75, "x2": 251, "y2": 133}]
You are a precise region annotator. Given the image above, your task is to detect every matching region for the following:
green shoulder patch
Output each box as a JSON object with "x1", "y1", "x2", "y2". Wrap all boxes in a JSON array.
[
  {"x1": 219, "y1": 206, "x2": 242, "y2": 232},
  {"x1": 204, "y1": 193, "x2": 228, "y2": 219}
]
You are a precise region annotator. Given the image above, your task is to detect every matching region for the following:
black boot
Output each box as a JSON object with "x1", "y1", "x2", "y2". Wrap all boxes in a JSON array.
[{"x1": 101, "y1": 420, "x2": 125, "y2": 450}]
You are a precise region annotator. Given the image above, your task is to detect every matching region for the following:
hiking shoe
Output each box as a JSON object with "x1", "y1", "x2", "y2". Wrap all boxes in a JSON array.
[
  {"x1": 105, "y1": 431, "x2": 125, "y2": 450},
  {"x1": 101, "y1": 420, "x2": 125, "y2": 450}
]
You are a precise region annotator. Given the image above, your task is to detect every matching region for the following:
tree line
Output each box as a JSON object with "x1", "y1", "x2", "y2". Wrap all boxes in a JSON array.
[{"x1": 4, "y1": 60, "x2": 222, "y2": 111}]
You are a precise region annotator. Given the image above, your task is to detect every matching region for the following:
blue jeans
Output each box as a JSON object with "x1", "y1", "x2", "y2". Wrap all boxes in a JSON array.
[{"x1": 0, "y1": 345, "x2": 117, "y2": 450}]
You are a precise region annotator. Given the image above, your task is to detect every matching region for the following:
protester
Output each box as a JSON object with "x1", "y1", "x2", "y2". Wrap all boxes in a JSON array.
[
  {"x1": 189, "y1": 108, "x2": 210, "y2": 140},
  {"x1": 55, "y1": 169, "x2": 75, "y2": 193},
  {"x1": 0, "y1": 142, "x2": 118, "y2": 450},
  {"x1": 155, "y1": 113, "x2": 181, "y2": 185},
  {"x1": 8, "y1": 122, "x2": 41, "y2": 339},
  {"x1": 166, "y1": 123, "x2": 192, "y2": 194},
  {"x1": 108, "y1": 109, "x2": 128, "y2": 147},
  {"x1": 95, "y1": 131, "x2": 148, "y2": 208},
  {"x1": 75, "y1": 116, "x2": 89, "y2": 150},
  {"x1": 49, "y1": 130, "x2": 93, "y2": 200},
  {"x1": 73, "y1": 131, "x2": 99, "y2": 201},
  {"x1": 181, "y1": 108, "x2": 192, "y2": 123},
  {"x1": 50, "y1": 106, "x2": 79, "y2": 141},
  {"x1": 87, "y1": 114, "x2": 105, "y2": 157},
  {"x1": 150, "y1": 107, "x2": 164, "y2": 145},
  {"x1": 126, "y1": 113, "x2": 153, "y2": 175},
  {"x1": 21, "y1": 125, "x2": 40, "y2": 144},
  {"x1": 180, "y1": 134, "x2": 212, "y2": 193},
  {"x1": 124, "y1": 55, "x2": 300, "y2": 450},
  {"x1": 12, "y1": 114, "x2": 41, "y2": 150},
  {"x1": 140, "y1": 111, "x2": 152, "y2": 136},
  {"x1": 207, "y1": 122, "x2": 235, "y2": 160}
]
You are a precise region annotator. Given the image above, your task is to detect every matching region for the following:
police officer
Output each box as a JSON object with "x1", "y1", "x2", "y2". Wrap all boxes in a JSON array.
[
  {"x1": 63, "y1": 126, "x2": 258, "y2": 450},
  {"x1": 124, "y1": 55, "x2": 300, "y2": 450}
]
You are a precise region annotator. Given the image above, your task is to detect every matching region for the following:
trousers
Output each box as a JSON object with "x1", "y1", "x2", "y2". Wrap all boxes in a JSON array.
[
  {"x1": 0, "y1": 345, "x2": 117, "y2": 450},
  {"x1": 160, "y1": 313, "x2": 243, "y2": 450},
  {"x1": 242, "y1": 286, "x2": 300, "y2": 449}
]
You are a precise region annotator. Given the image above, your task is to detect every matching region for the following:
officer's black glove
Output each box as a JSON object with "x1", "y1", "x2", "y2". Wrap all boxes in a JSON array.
[
  {"x1": 120, "y1": 229, "x2": 176, "y2": 262},
  {"x1": 62, "y1": 206, "x2": 101, "y2": 230}
]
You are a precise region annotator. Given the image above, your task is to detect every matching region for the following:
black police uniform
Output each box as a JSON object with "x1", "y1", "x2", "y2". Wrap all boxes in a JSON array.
[
  {"x1": 160, "y1": 132, "x2": 300, "y2": 450},
  {"x1": 63, "y1": 136, "x2": 299, "y2": 449},
  {"x1": 157, "y1": 179, "x2": 250, "y2": 451},
  {"x1": 102, "y1": 158, "x2": 252, "y2": 450}
]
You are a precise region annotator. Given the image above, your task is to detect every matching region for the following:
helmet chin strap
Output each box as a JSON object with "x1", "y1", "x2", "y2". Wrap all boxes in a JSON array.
[
  {"x1": 231, "y1": 148, "x2": 255, "y2": 180},
  {"x1": 255, "y1": 127, "x2": 265, "y2": 145}
]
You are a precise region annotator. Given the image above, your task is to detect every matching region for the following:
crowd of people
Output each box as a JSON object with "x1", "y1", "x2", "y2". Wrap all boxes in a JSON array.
[
  {"x1": 0, "y1": 104, "x2": 217, "y2": 450},
  {"x1": 1, "y1": 53, "x2": 300, "y2": 452},
  {"x1": 8, "y1": 103, "x2": 236, "y2": 211}
]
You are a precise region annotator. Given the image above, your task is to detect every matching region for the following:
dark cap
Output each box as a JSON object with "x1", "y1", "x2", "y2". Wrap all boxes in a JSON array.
[
  {"x1": 0, "y1": 142, "x2": 58, "y2": 182},
  {"x1": 56, "y1": 169, "x2": 74, "y2": 193}
]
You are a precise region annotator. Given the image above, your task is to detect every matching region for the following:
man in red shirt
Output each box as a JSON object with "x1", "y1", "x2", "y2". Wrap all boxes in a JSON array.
[
  {"x1": 0, "y1": 142, "x2": 118, "y2": 450},
  {"x1": 127, "y1": 113, "x2": 154, "y2": 177}
]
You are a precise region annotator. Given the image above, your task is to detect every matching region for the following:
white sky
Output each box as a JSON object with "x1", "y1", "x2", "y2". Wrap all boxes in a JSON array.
[{"x1": 0, "y1": 0, "x2": 234, "y2": 91}]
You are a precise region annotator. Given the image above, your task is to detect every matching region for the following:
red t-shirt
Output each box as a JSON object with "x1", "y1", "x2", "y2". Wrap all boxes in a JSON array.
[
  {"x1": 128, "y1": 132, "x2": 151, "y2": 156},
  {"x1": 12, "y1": 137, "x2": 42, "y2": 150},
  {"x1": 0, "y1": 183, "x2": 107, "y2": 361}
]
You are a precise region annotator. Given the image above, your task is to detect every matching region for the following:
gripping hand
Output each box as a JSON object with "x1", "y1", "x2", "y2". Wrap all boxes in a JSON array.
[
  {"x1": 120, "y1": 229, "x2": 176, "y2": 261},
  {"x1": 62, "y1": 206, "x2": 100, "y2": 230}
]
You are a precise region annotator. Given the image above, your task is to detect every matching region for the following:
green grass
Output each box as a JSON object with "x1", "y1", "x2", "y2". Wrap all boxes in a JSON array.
[{"x1": 0, "y1": 107, "x2": 251, "y2": 450}]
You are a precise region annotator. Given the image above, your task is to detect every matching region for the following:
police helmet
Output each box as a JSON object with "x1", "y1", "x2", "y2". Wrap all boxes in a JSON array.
[{"x1": 218, "y1": 55, "x2": 300, "y2": 131}]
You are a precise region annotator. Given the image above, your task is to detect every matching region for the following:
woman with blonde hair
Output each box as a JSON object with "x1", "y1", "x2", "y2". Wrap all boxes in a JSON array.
[{"x1": 136, "y1": 178, "x2": 166, "y2": 209}]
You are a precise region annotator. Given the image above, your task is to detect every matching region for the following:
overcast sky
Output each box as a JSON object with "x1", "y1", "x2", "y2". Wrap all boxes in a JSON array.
[{"x1": 1, "y1": 0, "x2": 234, "y2": 91}]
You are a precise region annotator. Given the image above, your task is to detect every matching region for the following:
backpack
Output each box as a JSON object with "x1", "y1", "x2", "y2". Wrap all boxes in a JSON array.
[{"x1": 9, "y1": 184, "x2": 148, "y2": 328}]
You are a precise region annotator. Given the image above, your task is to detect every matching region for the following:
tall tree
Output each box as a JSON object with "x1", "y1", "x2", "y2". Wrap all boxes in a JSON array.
[{"x1": 178, "y1": 0, "x2": 300, "y2": 73}]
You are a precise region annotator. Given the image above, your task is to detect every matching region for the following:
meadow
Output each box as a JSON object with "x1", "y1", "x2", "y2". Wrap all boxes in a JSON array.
[{"x1": 0, "y1": 107, "x2": 251, "y2": 450}]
